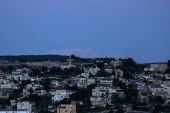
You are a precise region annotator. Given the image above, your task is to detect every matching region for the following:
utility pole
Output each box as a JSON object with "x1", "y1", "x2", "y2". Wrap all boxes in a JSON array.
[
  {"x1": 44, "y1": 95, "x2": 45, "y2": 111},
  {"x1": 146, "y1": 78, "x2": 149, "y2": 104}
]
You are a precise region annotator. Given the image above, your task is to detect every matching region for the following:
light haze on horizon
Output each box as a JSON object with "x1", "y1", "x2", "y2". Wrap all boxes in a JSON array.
[{"x1": 0, "y1": 0, "x2": 170, "y2": 63}]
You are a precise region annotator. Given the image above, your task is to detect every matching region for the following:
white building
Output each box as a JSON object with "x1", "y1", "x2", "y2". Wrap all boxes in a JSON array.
[
  {"x1": 110, "y1": 61, "x2": 122, "y2": 68},
  {"x1": 14, "y1": 75, "x2": 30, "y2": 81},
  {"x1": 17, "y1": 101, "x2": 33, "y2": 113},
  {"x1": 144, "y1": 63, "x2": 168, "y2": 73},
  {"x1": 0, "y1": 109, "x2": 29, "y2": 113},
  {"x1": 90, "y1": 84, "x2": 124, "y2": 106},
  {"x1": 57, "y1": 104, "x2": 76, "y2": 113},
  {"x1": 150, "y1": 86, "x2": 165, "y2": 92},
  {"x1": 84, "y1": 67, "x2": 100, "y2": 75},
  {"x1": 90, "y1": 97, "x2": 112, "y2": 107},
  {"x1": 14, "y1": 68, "x2": 31, "y2": 75},
  {"x1": 77, "y1": 78, "x2": 96, "y2": 88},
  {"x1": 53, "y1": 86, "x2": 74, "y2": 102},
  {"x1": 79, "y1": 73, "x2": 89, "y2": 78},
  {"x1": 100, "y1": 78, "x2": 113, "y2": 85},
  {"x1": 115, "y1": 68, "x2": 123, "y2": 78},
  {"x1": 105, "y1": 69, "x2": 113, "y2": 74},
  {"x1": 23, "y1": 84, "x2": 43, "y2": 96}
]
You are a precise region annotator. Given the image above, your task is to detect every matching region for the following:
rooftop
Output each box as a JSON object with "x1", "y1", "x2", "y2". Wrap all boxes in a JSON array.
[{"x1": 55, "y1": 86, "x2": 66, "y2": 90}]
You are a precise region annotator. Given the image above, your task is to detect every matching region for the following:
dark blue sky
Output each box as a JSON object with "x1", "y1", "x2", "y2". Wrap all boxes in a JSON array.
[{"x1": 0, "y1": 0, "x2": 170, "y2": 63}]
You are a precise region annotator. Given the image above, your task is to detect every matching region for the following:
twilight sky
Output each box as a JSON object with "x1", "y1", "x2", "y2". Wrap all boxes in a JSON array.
[{"x1": 0, "y1": 0, "x2": 170, "y2": 63}]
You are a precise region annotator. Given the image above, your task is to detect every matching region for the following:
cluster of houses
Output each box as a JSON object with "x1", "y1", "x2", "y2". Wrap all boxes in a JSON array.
[
  {"x1": 0, "y1": 57, "x2": 169, "y2": 113},
  {"x1": 136, "y1": 74, "x2": 170, "y2": 105}
]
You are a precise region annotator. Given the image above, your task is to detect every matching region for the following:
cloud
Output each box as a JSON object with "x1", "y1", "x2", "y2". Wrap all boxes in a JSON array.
[{"x1": 44, "y1": 48, "x2": 133, "y2": 59}]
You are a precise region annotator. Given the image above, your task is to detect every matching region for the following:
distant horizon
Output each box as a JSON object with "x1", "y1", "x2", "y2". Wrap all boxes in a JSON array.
[{"x1": 0, "y1": 54, "x2": 168, "y2": 64}]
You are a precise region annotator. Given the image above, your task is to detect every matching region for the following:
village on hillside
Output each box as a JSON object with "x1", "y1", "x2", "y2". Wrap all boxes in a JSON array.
[{"x1": 0, "y1": 56, "x2": 170, "y2": 113}]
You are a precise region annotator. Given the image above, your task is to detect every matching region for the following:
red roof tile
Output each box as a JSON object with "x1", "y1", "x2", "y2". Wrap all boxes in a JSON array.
[
  {"x1": 97, "y1": 84, "x2": 115, "y2": 87},
  {"x1": 102, "y1": 78, "x2": 113, "y2": 80},
  {"x1": 155, "y1": 92, "x2": 168, "y2": 96},
  {"x1": 55, "y1": 86, "x2": 66, "y2": 90},
  {"x1": 141, "y1": 92, "x2": 152, "y2": 94},
  {"x1": 112, "y1": 75, "x2": 117, "y2": 76},
  {"x1": 119, "y1": 68, "x2": 123, "y2": 71}
]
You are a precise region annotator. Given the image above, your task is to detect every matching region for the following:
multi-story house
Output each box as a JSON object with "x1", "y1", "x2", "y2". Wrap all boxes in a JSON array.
[
  {"x1": 90, "y1": 84, "x2": 124, "y2": 106},
  {"x1": 139, "y1": 91, "x2": 152, "y2": 102},
  {"x1": 135, "y1": 82, "x2": 145, "y2": 91},
  {"x1": 10, "y1": 100, "x2": 17, "y2": 106},
  {"x1": 85, "y1": 78, "x2": 96, "y2": 86},
  {"x1": 152, "y1": 81, "x2": 161, "y2": 86},
  {"x1": 150, "y1": 86, "x2": 165, "y2": 92},
  {"x1": 115, "y1": 69, "x2": 123, "y2": 78},
  {"x1": 53, "y1": 86, "x2": 75, "y2": 102},
  {"x1": 23, "y1": 84, "x2": 43, "y2": 96},
  {"x1": 79, "y1": 73, "x2": 89, "y2": 78},
  {"x1": 110, "y1": 61, "x2": 122, "y2": 68},
  {"x1": 17, "y1": 101, "x2": 34, "y2": 113},
  {"x1": 77, "y1": 78, "x2": 96, "y2": 88},
  {"x1": 144, "y1": 63, "x2": 167, "y2": 73},
  {"x1": 77, "y1": 78, "x2": 86, "y2": 88},
  {"x1": 100, "y1": 78, "x2": 113, "y2": 85},
  {"x1": 105, "y1": 69, "x2": 113, "y2": 74},
  {"x1": 155, "y1": 92, "x2": 168, "y2": 97},
  {"x1": 0, "y1": 73, "x2": 6, "y2": 79},
  {"x1": 84, "y1": 67, "x2": 100, "y2": 75},
  {"x1": 14, "y1": 75, "x2": 31, "y2": 81},
  {"x1": 14, "y1": 68, "x2": 31, "y2": 75},
  {"x1": 90, "y1": 97, "x2": 112, "y2": 107},
  {"x1": 0, "y1": 88, "x2": 13, "y2": 98},
  {"x1": 57, "y1": 104, "x2": 76, "y2": 113},
  {"x1": 0, "y1": 109, "x2": 29, "y2": 113},
  {"x1": 35, "y1": 90, "x2": 46, "y2": 96},
  {"x1": 163, "y1": 85, "x2": 170, "y2": 94}
]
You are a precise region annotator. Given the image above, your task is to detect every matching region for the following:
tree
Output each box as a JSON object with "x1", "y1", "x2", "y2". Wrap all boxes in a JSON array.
[
  {"x1": 56, "y1": 98, "x2": 71, "y2": 105},
  {"x1": 74, "y1": 67, "x2": 82, "y2": 75},
  {"x1": 77, "y1": 106, "x2": 84, "y2": 113},
  {"x1": 97, "y1": 62, "x2": 104, "y2": 68},
  {"x1": 7, "y1": 65, "x2": 14, "y2": 73},
  {"x1": 32, "y1": 68, "x2": 41, "y2": 77},
  {"x1": 168, "y1": 60, "x2": 170, "y2": 67},
  {"x1": 116, "y1": 107, "x2": 124, "y2": 113},
  {"x1": 19, "y1": 59, "x2": 24, "y2": 62},
  {"x1": 93, "y1": 60, "x2": 97, "y2": 64},
  {"x1": 162, "y1": 76, "x2": 166, "y2": 81},
  {"x1": 123, "y1": 72, "x2": 132, "y2": 79},
  {"x1": 143, "y1": 78, "x2": 147, "y2": 83},
  {"x1": 105, "y1": 103, "x2": 110, "y2": 110},
  {"x1": 87, "y1": 84, "x2": 97, "y2": 94},
  {"x1": 29, "y1": 88, "x2": 34, "y2": 95},
  {"x1": 41, "y1": 66, "x2": 48, "y2": 72},
  {"x1": 42, "y1": 78, "x2": 51, "y2": 91},
  {"x1": 165, "y1": 68, "x2": 170, "y2": 74},
  {"x1": 0, "y1": 67, "x2": 7, "y2": 73},
  {"x1": 155, "y1": 96, "x2": 164, "y2": 104},
  {"x1": 153, "y1": 75, "x2": 156, "y2": 80},
  {"x1": 122, "y1": 58, "x2": 136, "y2": 67},
  {"x1": 112, "y1": 70, "x2": 115, "y2": 75},
  {"x1": 71, "y1": 55, "x2": 76, "y2": 59},
  {"x1": 19, "y1": 59, "x2": 28, "y2": 62},
  {"x1": 96, "y1": 69, "x2": 105, "y2": 77},
  {"x1": 49, "y1": 67, "x2": 63, "y2": 75},
  {"x1": 94, "y1": 106, "x2": 103, "y2": 112},
  {"x1": 38, "y1": 59, "x2": 43, "y2": 62},
  {"x1": 108, "y1": 109, "x2": 113, "y2": 113}
]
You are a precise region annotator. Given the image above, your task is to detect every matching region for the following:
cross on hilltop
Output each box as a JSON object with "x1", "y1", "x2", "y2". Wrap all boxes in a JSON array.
[{"x1": 67, "y1": 56, "x2": 74, "y2": 67}]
